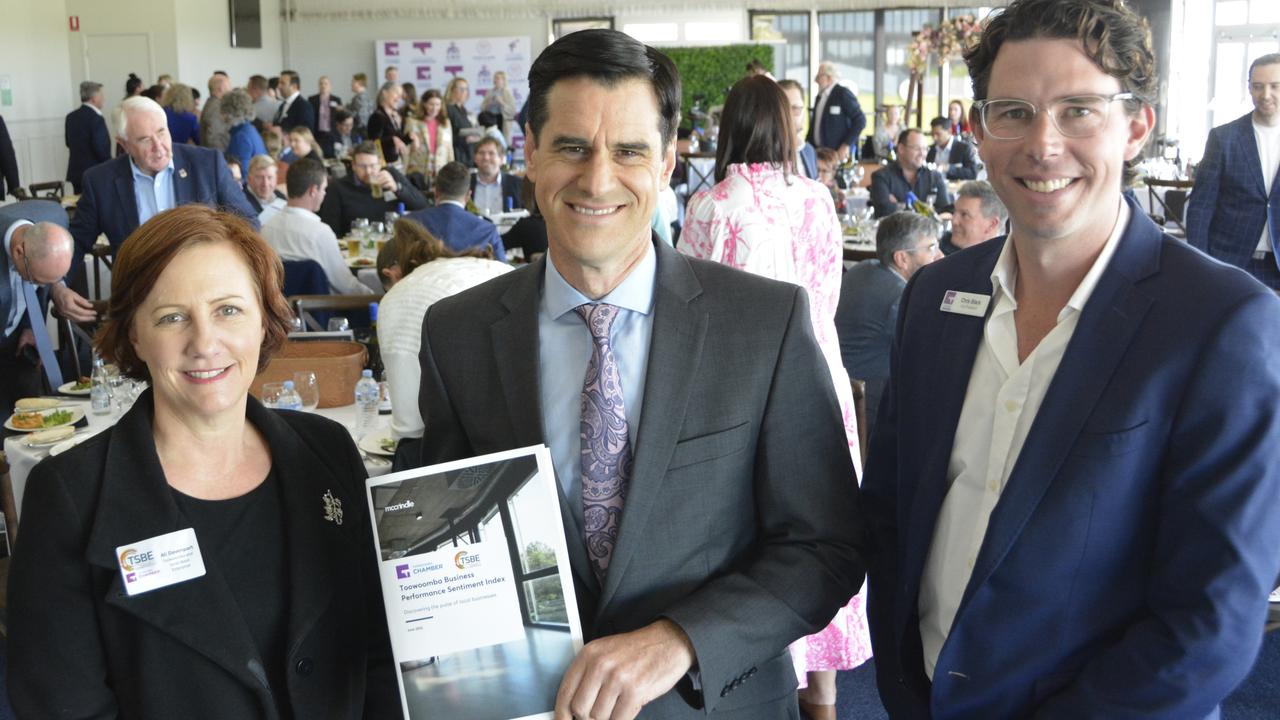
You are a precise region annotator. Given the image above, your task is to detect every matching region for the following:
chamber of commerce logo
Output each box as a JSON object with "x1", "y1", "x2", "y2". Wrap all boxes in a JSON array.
[
  {"x1": 454, "y1": 551, "x2": 481, "y2": 569},
  {"x1": 384, "y1": 42, "x2": 400, "y2": 56},
  {"x1": 396, "y1": 564, "x2": 411, "y2": 579}
]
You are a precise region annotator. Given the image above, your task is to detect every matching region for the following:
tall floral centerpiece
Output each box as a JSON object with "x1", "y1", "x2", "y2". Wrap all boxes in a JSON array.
[{"x1": 905, "y1": 15, "x2": 982, "y2": 127}]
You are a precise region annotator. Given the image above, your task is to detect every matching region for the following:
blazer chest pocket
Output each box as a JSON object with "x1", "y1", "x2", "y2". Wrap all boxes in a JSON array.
[
  {"x1": 668, "y1": 422, "x2": 751, "y2": 471},
  {"x1": 1070, "y1": 419, "x2": 1149, "y2": 458}
]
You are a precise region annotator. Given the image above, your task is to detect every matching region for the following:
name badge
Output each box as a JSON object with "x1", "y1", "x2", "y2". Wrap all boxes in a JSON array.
[
  {"x1": 940, "y1": 290, "x2": 990, "y2": 317},
  {"x1": 829, "y1": 106, "x2": 842, "y2": 115},
  {"x1": 116, "y1": 528, "x2": 206, "y2": 596}
]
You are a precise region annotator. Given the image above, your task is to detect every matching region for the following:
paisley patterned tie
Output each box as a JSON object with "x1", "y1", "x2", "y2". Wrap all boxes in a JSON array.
[{"x1": 575, "y1": 303, "x2": 632, "y2": 584}]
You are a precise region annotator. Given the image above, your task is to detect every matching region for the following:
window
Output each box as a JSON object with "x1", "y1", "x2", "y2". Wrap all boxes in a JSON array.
[
  {"x1": 553, "y1": 17, "x2": 614, "y2": 40},
  {"x1": 505, "y1": 475, "x2": 568, "y2": 626},
  {"x1": 623, "y1": 23, "x2": 679, "y2": 44},
  {"x1": 816, "y1": 11, "x2": 876, "y2": 142},
  {"x1": 750, "y1": 11, "x2": 812, "y2": 97}
]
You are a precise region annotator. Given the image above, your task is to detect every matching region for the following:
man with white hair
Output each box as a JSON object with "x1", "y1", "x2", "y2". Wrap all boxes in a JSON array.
[
  {"x1": 2, "y1": 201, "x2": 78, "y2": 412},
  {"x1": 70, "y1": 96, "x2": 256, "y2": 263},
  {"x1": 65, "y1": 81, "x2": 111, "y2": 194},
  {"x1": 200, "y1": 71, "x2": 232, "y2": 151},
  {"x1": 809, "y1": 61, "x2": 866, "y2": 163}
]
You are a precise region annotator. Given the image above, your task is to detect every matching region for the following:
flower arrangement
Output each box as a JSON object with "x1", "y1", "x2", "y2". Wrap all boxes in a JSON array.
[{"x1": 907, "y1": 15, "x2": 982, "y2": 74}]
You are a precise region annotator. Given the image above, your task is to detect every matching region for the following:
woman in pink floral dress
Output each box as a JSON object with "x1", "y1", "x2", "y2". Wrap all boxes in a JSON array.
[{"x1": 678, "y1": 75, "x2": 870, "y2": 720}]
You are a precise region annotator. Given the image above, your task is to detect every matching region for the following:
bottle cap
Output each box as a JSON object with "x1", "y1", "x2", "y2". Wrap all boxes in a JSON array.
[
  {"x1": 283, "y1": 380, "x2": 295, "y2": 389},
  {"x1": 362, "y1": 369, "x2": 373, "y2": 378}
]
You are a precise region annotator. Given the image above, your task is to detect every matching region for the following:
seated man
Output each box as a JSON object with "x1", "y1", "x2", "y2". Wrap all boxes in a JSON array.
[
  {"x1": 405, "y1": 162, "x2": 505, "y2": 259},
  {"x1": 243, "y1": 154, "x2": 287, "y2": 225},
  {"x1": 869, "y1": 127, "x2": 951, "y2": 218},
  {"x1": 926, "y1": 116, "x2": 979, "y2": 180},
  {"x1": 834, "y1": 211, "x2": 941, "y2": 430},
  {"x1": 469, "y1": 136, "x2": 523, "y2": 216},
  {"x1": 261, "y1": 157, "x2": 373, "y2": 297},
  {"x1": 319, "y1": 141, "x2": 427, "y2": 236},
  {"x1": 941, "y1": 180, "x2": 1007, "y2": 255}
]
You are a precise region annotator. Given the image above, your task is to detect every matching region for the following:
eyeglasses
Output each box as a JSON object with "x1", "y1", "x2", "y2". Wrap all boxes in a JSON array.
[
  {"x1": 907, "y1": 241, "x2": 940, "y2": 255},
  {"x1": 974, "y1": 92, "x2": 1134, "y2": 140}
]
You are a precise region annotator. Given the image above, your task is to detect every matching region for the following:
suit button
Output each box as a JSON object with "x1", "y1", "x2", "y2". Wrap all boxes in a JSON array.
[
  {"x1": 295, "y1": 658, "x2": 314, "y2": 676},
  {"x1": 897, "y1": 675, "x2": 906, "y2": 686}
]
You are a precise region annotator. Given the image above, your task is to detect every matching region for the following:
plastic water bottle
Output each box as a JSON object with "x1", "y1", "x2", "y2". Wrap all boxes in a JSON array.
[
  {"x1": 277, "y1": 380, "x2": 304, "y2": 411},
  {"x1": 354, "y1": 369, "x2": 380, "y2": 439},
  {"x1": 90, "y1": 356, "x2": 112, "y2": 415}
]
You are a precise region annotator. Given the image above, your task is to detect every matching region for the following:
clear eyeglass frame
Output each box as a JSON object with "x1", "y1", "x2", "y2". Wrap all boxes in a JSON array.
[{"x1": 974, "y1": 92, "x2": 1135, "y2": 140}]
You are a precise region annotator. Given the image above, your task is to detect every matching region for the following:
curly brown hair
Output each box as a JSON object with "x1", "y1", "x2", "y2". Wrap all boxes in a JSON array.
[{"x1": 94, "y1": 206, "x2": 295, "y2": 382}]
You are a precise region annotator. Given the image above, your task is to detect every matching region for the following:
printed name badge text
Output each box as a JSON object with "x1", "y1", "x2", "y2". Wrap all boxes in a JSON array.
[{"x1": 940, "y1": 290, "x2": 991, "y2": 317}]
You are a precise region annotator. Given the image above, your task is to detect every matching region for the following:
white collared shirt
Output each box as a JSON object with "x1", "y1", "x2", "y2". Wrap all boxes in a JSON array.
[
  {"x1": 261, "y1": 206, "x2": 374, "y2": 296},
  {"x1": 936, "y1": 137, "x2": 954, "y2": 166},
  {"x1": 918, "y1": 200, "x2": 1130, "y2": 679},
  {"x1": 83, "y1": 102, "x2": 102, "y2": 116},
  {"x1": 474, "y1": 173, "x2": 504, "y2": 216}
]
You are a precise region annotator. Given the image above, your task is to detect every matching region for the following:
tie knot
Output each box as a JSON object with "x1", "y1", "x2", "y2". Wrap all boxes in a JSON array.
[{"x1": 574, "y1": 303, "x2": 620, "y2": 341}]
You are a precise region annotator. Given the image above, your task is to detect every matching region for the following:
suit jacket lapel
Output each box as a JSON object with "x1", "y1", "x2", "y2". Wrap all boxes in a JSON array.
[
  {"x1": 85, "y1": 393, "x2": 272, "y2": 697},
  {"x1": 113, "y1": 162, "x2": 140, "y2": 232},
  {"x1": 597, "y1": 242, "x2": 707, "y2": 614},
  {"x1": 1234, "y1": 115, "x2": 1267, "y2": 197},
  {"x1": 957, "y1": 207, "x2": 1159, "y2": 614},
  {"x1": 173, "y1": 147, "x2": 193, "y2": 206}
]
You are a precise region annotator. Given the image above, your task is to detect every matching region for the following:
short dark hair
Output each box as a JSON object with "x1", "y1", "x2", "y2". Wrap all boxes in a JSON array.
[
  {"x1": 715, "y1": 75, "x2": 797, "y2": 183},
  {"x1": 281, "y1": 70, "x2": 300, "y2": 89},
  {"x1": 95, "y1": 206, "x2": 293, "y2": 382},
  {"x1": 353, "y1": 140, "x2": 380, "y2": 159},
  {"x1": 897, "y1": 127, "x2": 924, "y2": 146},
  {"x1": 434, "y1": 161, "x2": 471, "y2": 200},
  {"x1": 965, "y1": 0, "x2": 1156, "y2": 106},
  {"x1": 285, "y1": 157, "x2": 327, "y2": 199},
  {"x1": 875, "y1": 211, "x2": 940, "y2": 267},
  {"x1": 1250, "y1": 53, "x2": 1280, "y2": 81},
  {"x1": 526, "y1": 29, "x2": 681, "y2": 149},
  {"x1": 929, "y1": 116, "x2": 950, "y2": 131},
  {"x1": 332, "y1": 108, "x2": 352, "y2": 125}
]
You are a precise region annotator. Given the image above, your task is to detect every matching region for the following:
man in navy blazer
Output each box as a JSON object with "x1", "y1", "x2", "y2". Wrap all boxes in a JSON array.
[
  {"x1": 864, "y1": 2, "x2": 1280, "y2": 718},
  {"x1": 65, "y1": 81, "x2": 112, "y2": 193},
  {"x1": 406, "y1": 161, "x2": 504, "y2": 259},
  {"x1": 1187, "y1": 53, "x2": 1280, "y2": 289},
  {"x1": 70, "y1": 96, "x2": 257, "y2": 261},
  {"x1": 274, "y1": 70, "x2": 316, "y2": 133},
  {"x1": 808, "y1": 62, "x2": 866, "y2": 162},
  {"x1": 926, "y1": 116, "x2": 979, "y2": 180}
]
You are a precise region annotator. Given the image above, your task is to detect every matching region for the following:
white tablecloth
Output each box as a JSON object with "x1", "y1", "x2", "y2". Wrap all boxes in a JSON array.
[{"x1": 4, "y1": 400, "x2": 393, "y2": 524}]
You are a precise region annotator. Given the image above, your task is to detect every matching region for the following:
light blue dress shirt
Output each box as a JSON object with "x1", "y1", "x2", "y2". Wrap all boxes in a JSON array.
[
  {"x1": 130, "y1": 157, "x2": 176, "y2": 226},
  {"x1": 4, "y1": 220, "x2": 32, "y2": 337},
  {"x1": 538, "y1": 245, "x2": 656, "y2": 540}
]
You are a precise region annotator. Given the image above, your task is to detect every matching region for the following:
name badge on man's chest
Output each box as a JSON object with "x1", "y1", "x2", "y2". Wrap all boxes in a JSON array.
[
  {"x1": 116, "y1": 528, "x2": 206, "y2": 596},
  {"x1": 829, "y1": 106, "x2": 842, "y2": 115},
  {"x1": 940, "y1": 290, "x2": 991, "y2": 317}
]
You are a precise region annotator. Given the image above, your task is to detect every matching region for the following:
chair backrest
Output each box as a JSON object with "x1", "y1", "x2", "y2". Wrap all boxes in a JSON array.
[
  {"x1": 282, "y1": 259, "x2": 331, "y2": 297},
  {"x1": 29, "y1": 181, "x2": 65, "y2": 200},
  {"x1": 289, "y1": 293, "x2": 384, "y2": 332}
]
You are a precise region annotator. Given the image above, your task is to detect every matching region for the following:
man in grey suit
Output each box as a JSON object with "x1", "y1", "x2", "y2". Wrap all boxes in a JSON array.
[
  {"x1": 417, "y1": 30, "x2": 863, "y2": 720},
  {"x1": 834, "y1": 212, "x2": 941, "y2": 431},
  {"x1": 1, "y1": 201, "x2": 77, "y2": 413}
]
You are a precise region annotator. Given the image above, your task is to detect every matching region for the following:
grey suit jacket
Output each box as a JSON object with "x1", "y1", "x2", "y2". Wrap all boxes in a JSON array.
[
  {"x1": 417, "y1": 240, "x2": 864, "y2": 718},
  {"x1": 1, "y1": 200, "x2": 69, "y2": 346},
  {"x1": 834, "y1": 259, "x2": 906, "y2": 431}
]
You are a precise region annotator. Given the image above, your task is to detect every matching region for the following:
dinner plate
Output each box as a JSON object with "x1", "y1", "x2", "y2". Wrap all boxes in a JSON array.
[
  {"x1": 347, "y1": 256, "x2": 376, "y2": 269},
  {"x1": 58, "y1": 380, "x2": 93, "y2": 396},
  {"x1": 23, "y1": 426, "x2": 76, "y2": 447},
  {"x1": 5, "y1": 405, "x2": 86, "y2": 432},
  {"x1": 359, "y1": 433, "x2": 398, "y2": 457}
]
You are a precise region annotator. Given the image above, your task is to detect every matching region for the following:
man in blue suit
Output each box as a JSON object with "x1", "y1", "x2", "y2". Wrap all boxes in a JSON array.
[
  {"x1": 406, "y1": 161, "x2": 504, "y2": 259},
  {"x1": 1186, "y1": 53, "x2": 1280, "y2": 289},
  {"x1": 864, "y1": 2, "x2": 1280, "y2": 719},
  {"x1": 808, "y1": 62, "x2": 865, "y2": 163},
  {"x1": 70, "y1": 96, "x2": 257, "y2": 261},
  {"x1": 64, "y1": 81, "x2": 111, "y2": 194},
  {"x1": 778, "y1": 80, "x2": 819, "y2": 180}
]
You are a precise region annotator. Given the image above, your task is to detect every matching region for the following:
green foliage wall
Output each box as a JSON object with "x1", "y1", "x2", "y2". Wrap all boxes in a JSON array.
[{"x1": 663, "y1": 44, "x2": 774, "y2": 129}]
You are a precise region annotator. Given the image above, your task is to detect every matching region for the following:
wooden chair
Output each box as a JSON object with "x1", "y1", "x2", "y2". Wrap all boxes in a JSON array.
[
  {"x1": 849, "y1": 376, "x2": 869, "y2": 465},
  {"x1": 28, "y1": 181, "x2": 65, "y2": 200},
  {"x1": 289, "y1": 293, "x2": 384, "y2": 332}
]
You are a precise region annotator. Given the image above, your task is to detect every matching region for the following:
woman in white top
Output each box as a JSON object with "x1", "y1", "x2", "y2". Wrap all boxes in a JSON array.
[{"x1": 377, "y1": 220, "x2": 511, "y2": 441}]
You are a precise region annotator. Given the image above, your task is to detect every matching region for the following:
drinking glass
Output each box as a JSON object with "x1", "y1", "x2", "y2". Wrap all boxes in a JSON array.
[
  {"x1": 293, "y1": 371, "x2": 321, "y2": 412},
  {"x1": 260, "y1": 381, "x2": 286, "y2": 409},
  {"x1": 327, "y1": 317, "x2": 350, "y2": 332},
  {"x1": 288, "y1": 315, "x2": 305, "y2": 333}
]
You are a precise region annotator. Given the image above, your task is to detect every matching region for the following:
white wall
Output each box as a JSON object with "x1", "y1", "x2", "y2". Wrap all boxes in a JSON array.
[
  {"x1": 283, "y1": 15, "x2": 550, "y2": 97},
  {"x1": 175, "y1": 0, "x2": 284, "y2": 90},
  {"x1": 2, "y1": 0, "x2": 74, "y2": 188}
]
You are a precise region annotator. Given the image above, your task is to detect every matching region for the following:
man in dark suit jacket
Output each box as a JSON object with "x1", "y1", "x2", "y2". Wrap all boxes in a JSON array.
[
  {"x1": 65, "y1": 81, "x2": 112, "y2": 194},
  {"x1": 834, "y1": 212, "x2": 940, "y2": 432},
  {"x1": 308, "y1": 75, "x2": 343, "y2": 142},
  {"x1": 0, "y1": 113, "x2": 23, "y2": 200},
  {"x1": 1, "y1": 201, "x2": 76, "y2": 412},
  {"x1": 864, "y1": 3, "x2": 1280, "y2": 717},
  {"x1": 870, "y1": 128, "x2": 952, "y2": 218},
  {"x1": 70, "y1": 97, "x2": 257, "y2": 260},
  {"x1": 469, "y1": 137, "x2": 523, "y2": 215},
  {"x1": 808, "y1": 62, "x2": 866, "y2": 162},
  {"x1": 926, "y1": 116, "x2": 979, "y2": 180},
  {"x1": 318, "y1": 141, "x2": 428, "y2": 236},
  {"x1": 417, "y1": 30, "x2": 862, "y2": 719},
  {"x1": 275, "y1": 70, "x2": 316, "y2": 133},
  {"x1": 407, "y1": 161, "x2": 505, "y2": 258},
  {"x1": 1187, "y1": 53, "x2": 1280, "y2": 289}
]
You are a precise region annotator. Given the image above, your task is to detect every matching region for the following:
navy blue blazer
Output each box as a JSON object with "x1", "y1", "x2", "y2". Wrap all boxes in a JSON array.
[
  {"x1": 70, "y1": 143, "x2": 258, "y2": 256},
  {"x1": 926, "y1": 138, "x2": 979, "y2": 180},
  {"x1": 798, "y1": 143, "x2": 818, "y2": 181},
  {"x1": 469, "y1": 172, "x2": 523, "y2": 213},
  {"x1": 65, "y1": 105, "x2": 112, "y2": 191},
  {"x1": 405, "y1": 203, "x2": 505, "y2": 259},
  {"x1": 863, "y1": 200, "x2": 1280, "y2": 719},
  {"x1": 869, "y1": 163, "x2": 952, "y2": 218},
  {"x1": 807, "y1": 84, "x2": 866, "y2": 154},
  {"x1": 1187, "y1": 112, "x2": 1280, "y2": 270},
  {"x1": 1, "y1": 114, "x2": 21, "y2": 198},
  {"x1": 277, "y1": 94, "x2": 316, "y2": 133},
  {"x1": 833, "y1": 259, "x2": 904, "y2": 432}
]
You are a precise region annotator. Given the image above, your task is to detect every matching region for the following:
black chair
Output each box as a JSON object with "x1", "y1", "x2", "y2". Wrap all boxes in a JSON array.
[{"x1": 28, "y1": 181, "x2": 65, "y2": 200}]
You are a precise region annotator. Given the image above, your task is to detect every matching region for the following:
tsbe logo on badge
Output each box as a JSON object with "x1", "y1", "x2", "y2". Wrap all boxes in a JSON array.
[{"x1": 115, "y1": 528, "x2": 206, "y2": 596}]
